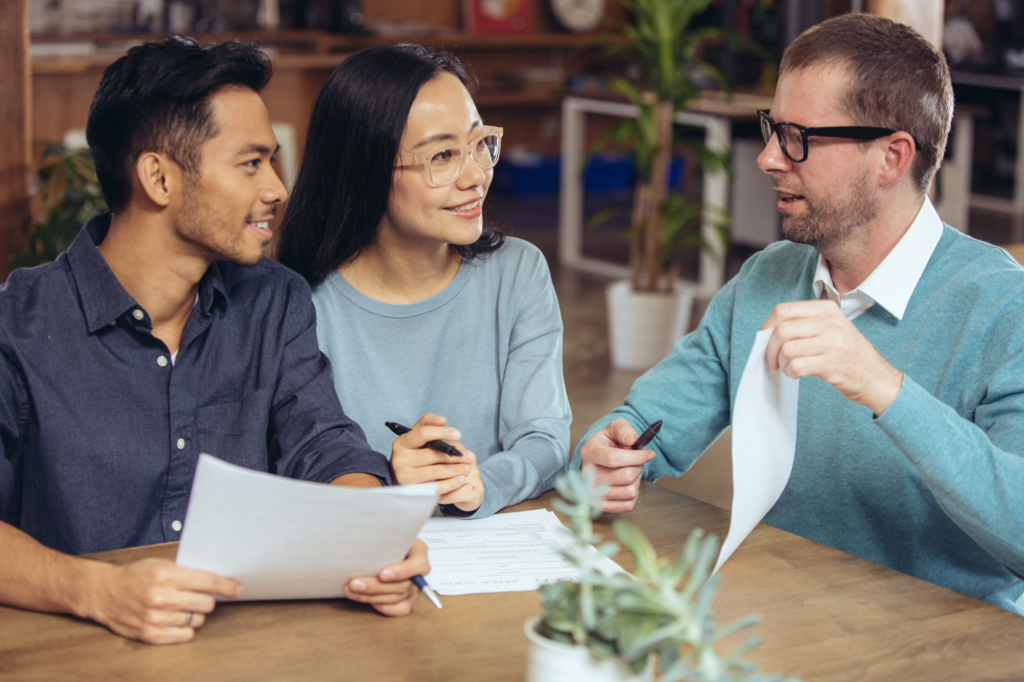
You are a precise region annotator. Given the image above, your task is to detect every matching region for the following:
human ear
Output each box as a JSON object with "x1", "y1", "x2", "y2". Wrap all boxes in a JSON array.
[
  {"x1": 134, "y1": 152, "x2": 178, "y2": 208},
  {"x1": 878, "y1": 133, "x2": 916, "y2": 188}
]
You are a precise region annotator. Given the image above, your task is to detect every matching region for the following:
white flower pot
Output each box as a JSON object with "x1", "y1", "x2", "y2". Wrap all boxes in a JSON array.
[
  {"x1": 606, "y1": 279, "x2": 695, "y2": 372},
  {"x1": 524, "y1": 616, "x2": 654, "y2": 682}
]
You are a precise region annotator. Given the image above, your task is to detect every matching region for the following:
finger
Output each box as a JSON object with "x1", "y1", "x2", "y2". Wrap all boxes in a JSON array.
[
  {"x1": 411, "y1": 413, "x2": 447, "y2": 428},
  {"x1": 438, "y1": 480, "x2": 483, "y2": 506},
  {"x1": 590, "y1": 462, "x2": 644, "y2": 486},
  {"x1": 763, "y1": 300, "x2": 840, "y2": 330},
  {"x1": 602, "y1": 481, "x2": 641, "y2": 502},
  {"x1": 137, "y1": 589, "x2": 218, "y2": 620},
  {"x1": 764, "y1": 317, "x2": 830, "y2": 372},
  {"x1": 433, "y1": 475, "x2": 470, "y2": 497},
  {"x1": 598, "y1": 497, "x2": 639, "y2": 513},
  {"x1": 373, "y1": 597, "x2": 417, "y2": 618},
  {"x1": 345, "y1": 576, "x2": 415, "y2": 598},
  {"x1": 134, "y1": 625, "x2": 197, "y2": 645},
  {"x1": 345, "y1": 581, "x2": 417, "y2": 606},
  {"x1": 606, "y1": 419, "x2": 640, "y2": 448},
  {"x1": 582, "y1": 443, "x2": 652, "y2": 469},
  {"x1": 400, "y1": 463, "x2": 472, "y2": 485},
  {"x1": 380, "y1": 539, "x2": 430, "y2": 581},
  {"x1": 401, "y1": 426, "x2": 463, "y2": 450},
  {"x1": 141, "y1": 561, "x2": 242, "y2": 599},
  {"x1": 447, "y1": 442, "x2": 476, "y2": 463}
]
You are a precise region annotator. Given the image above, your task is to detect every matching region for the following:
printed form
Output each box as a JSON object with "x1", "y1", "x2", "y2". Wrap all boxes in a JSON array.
[{"x1": 419, "y1": 509, "x2": 625, "y2": 596}]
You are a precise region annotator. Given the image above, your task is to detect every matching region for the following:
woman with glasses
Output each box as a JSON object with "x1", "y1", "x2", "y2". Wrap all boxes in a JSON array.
[{"x1": 276, "y1": 44, "x2": 571, "y2": 519}]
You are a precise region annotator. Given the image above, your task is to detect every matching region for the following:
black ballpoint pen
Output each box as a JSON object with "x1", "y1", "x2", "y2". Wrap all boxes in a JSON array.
[
  {"x1": 631, "y1": 420, "x2": 662, "y2": 450},
  {"x1": 385, "y1": 422, "x2": 463, "y2": 457}
]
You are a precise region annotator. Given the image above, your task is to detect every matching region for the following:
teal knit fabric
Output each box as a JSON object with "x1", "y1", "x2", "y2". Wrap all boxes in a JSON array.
[
  {"x1": 573, "y1": 226, "x2": 1024, "y2": 614},
  {"x1": 314, "y1": 237, "x2": 571, "y2": 519}
]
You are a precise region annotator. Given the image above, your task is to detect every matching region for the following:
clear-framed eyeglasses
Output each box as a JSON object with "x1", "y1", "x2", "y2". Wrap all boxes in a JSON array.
[
  {"x1": 757, "y1": 110, "x2": 920, "y2": 163},
  {"x1": 399, "y1": 126, "x2": 503, "y2": 187}
]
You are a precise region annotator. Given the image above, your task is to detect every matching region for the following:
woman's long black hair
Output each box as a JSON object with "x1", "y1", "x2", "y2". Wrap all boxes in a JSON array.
[{"x1": 276, "y1": 43, "x2": 504, "y2": 288}]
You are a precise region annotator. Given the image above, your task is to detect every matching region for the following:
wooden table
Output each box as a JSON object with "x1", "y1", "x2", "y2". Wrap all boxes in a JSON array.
[{"x1": 2, "y1": 482, "x2": 1022, "y2": 681}]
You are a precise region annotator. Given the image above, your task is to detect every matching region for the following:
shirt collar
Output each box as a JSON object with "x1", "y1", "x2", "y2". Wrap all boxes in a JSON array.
[
  {"x1": 811, "y1": 198, "x2": 943, "y2": 320},
  {"x1": 66, "y1": 213, "x2": 228, "y2": 333}
]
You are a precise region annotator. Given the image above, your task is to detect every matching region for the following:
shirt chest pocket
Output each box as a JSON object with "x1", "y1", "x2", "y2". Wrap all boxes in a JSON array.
[{"x1": 196, "y1": 389, "x2": 274, "y2": 469}]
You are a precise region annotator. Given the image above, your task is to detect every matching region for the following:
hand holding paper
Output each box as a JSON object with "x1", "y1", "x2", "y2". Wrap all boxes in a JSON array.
[
  {"x1": 762, "y1": 299, "x2": 902, "y2": 416},
  {"x1": 175, "y1": 455, "x2": 438, "y2": 603}
]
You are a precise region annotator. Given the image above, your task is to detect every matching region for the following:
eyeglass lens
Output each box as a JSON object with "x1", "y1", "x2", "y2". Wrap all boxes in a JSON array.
[
  {"x1": 427, "y1": 134, "x2": 501, "y2": 186},
  {"x1": 760, "y1": 115, "x2": 805, "y2": 162}
]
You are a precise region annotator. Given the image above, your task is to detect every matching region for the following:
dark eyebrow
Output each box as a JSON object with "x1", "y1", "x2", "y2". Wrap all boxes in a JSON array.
[
  {"x1": 234, "y1": 142, "x2": 279, "y2": 156},
  {"x1": 410, "y1": 120, "x2": 484, "y2": 150}
]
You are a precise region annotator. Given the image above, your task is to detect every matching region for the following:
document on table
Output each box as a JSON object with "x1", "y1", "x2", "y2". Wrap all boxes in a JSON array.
[
  {"x1": 175, "y1": 454, "x2": 438, "y2": 601},
  {"x1": 713, "y1": 327, "x2": 800, "y2": 575},
  {"x1": 418, "y1": 509, "x2": 626, "y2": 595}
]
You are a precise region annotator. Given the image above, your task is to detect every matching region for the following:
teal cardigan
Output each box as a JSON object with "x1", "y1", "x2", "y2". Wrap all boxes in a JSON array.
[{"x1": 573, "y1": 226, "x2": 1024, "y2": 614}]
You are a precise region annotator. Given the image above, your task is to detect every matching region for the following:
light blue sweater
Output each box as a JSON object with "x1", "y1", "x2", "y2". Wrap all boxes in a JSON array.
[
  {"x1": 313, "y1": 238, "x2": 571, "y2": 518},
  {"x1": 573, "y1": 227, "x2": 1024, "y2": 614}
]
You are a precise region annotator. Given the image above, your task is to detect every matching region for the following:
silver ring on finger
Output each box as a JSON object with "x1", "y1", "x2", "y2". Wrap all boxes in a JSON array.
[{"x1": 185, "y1": 611, "x2": 194, "y2": 627}]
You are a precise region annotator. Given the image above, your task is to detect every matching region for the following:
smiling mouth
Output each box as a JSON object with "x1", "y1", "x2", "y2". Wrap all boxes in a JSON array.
[
  {"x1": 778, "y1": 192, "x2": 804, "y2": 203},
  {"x1": 445, "y1": 198, "x2": 482, "y2": 212},
  {"x1": 246, "y1": 220, "x2": 273, "y2": 237}
]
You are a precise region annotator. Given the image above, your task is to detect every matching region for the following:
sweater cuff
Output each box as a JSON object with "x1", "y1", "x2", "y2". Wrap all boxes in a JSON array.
[
  {"x1": 438, "y1": 503, "x2": 478, "y2": 518},
  {"x1": 873, "y1": 374, "x2": 955, "y2": 467}
]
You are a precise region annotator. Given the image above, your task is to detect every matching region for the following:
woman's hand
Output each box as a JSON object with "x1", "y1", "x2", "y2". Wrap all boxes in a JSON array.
[{"x1": 390, "y1": 414, "x2": 484, "y2": 512}]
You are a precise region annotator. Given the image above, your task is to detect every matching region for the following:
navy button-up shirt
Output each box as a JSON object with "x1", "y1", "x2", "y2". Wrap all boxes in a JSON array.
[{"x1": 0, "y1": 214, "x2": 391, "y2": 555}]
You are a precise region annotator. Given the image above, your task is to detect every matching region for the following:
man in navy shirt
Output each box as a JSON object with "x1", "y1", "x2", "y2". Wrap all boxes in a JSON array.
[{"x1": 0, "y1": 38, "x2": 428, "y2": 643}]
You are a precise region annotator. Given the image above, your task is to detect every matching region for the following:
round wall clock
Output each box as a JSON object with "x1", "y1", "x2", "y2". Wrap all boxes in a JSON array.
[{"x1": 551, "y1": 0, "x2": 605, "y2": 34}]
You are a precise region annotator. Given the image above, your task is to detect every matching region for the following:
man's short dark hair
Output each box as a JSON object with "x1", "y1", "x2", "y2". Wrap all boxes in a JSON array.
[
  {"x1": 781, "y1": 13, "x2": 953, "y2": 195},
  {"x1": 86, "y1": 38, "x2": 273, "y2": 212}
]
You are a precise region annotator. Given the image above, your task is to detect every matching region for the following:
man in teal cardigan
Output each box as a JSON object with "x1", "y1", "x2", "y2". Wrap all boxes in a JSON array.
[{"x1": 573, "y1": 13, "x2": 1024, "y2": 615}]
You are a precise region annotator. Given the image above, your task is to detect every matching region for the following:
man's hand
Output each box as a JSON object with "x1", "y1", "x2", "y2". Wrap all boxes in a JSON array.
[
  {"x1": 343, "y1": 538, "x2": 430, "y2": 617},
  {"x1": 391, "y1": 414, "x2": 483, "y2": 513},
  {"x1": 84, "y1": 558, "x2": 242, "y2": 645},
  {"x1": 762, "y1": 300, "x2": 903, "y2": 416},
  {"x1": 578, "y1": 418, "x2": 655, "y2": 513}
]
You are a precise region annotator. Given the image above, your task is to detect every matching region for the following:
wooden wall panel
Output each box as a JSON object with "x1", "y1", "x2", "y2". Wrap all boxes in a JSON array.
[{"x1": 0, "y1": 0, "x2": 32, "y2": 278}]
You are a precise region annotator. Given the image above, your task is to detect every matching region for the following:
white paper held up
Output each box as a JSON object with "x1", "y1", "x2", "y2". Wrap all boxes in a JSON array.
[
  {"x1": 175, "y1": 454, "x2": 438, "y2": 600},
  {"x1": 712, "y1": 327, "x2": 799, "y2": 575}
]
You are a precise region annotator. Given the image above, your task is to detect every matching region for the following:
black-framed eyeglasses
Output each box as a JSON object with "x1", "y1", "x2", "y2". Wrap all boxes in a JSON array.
[{"x1": 757, "y1": 110, "x2": 921, "y2": 163}]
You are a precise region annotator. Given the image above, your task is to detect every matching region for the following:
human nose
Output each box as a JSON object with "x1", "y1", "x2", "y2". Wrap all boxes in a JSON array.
[
  {"x1": 261, "y1": 164, "x2": 288, "y2": 205},
  {"x1": 455, "y1": 150, "x2": 487, "y2": 188},
  {"x1": 757, "y1": 131, "x2": 791, "y2": 175}
]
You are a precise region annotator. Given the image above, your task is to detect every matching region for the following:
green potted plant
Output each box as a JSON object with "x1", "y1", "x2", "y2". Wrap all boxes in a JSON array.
[
  {"x1": 524, "y1": 468, "x2": 794, "y2": 682},
  {"x1": 10, "y1": 143, "x2": 106, "y2": 269},
  {"x1": 587, "y1": 0, "x2": 764, "y2": 370}
]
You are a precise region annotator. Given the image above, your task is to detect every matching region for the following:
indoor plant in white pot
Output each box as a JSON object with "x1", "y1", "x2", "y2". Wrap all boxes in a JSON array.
[
  {"x1": 525, "y1": 469, "x2": 794, "y2": 682},
  {"x1": 589, "y1": 0, "x2": 739, "y2": 371}
]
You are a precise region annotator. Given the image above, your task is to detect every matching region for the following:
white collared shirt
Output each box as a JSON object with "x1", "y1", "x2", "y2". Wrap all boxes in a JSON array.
[{"x1": 812, "y1": 198, "x2": 944, "y2": 321}]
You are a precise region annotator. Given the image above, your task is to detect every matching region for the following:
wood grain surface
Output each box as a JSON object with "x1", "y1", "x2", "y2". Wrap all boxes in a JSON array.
[{"x1": 1, "y1": 482, "x2": 1021, "y2": 681}]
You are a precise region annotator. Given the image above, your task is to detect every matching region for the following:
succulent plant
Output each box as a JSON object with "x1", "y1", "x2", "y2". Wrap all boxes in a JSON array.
[{"x1": 539, "y1": 468, "x2": 795, "y2": 682}]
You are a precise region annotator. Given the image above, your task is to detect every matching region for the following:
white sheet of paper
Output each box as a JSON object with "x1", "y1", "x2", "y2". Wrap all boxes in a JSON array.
[
  {"x1": 418, "y1": 509, "x2": 626, "y2": 595},
  {"x1": 175, "y1": 454, "x2": 438, "y2": 600},
  {"x1": 713, "y1": 327, "x2": 800, "y2": 575}
]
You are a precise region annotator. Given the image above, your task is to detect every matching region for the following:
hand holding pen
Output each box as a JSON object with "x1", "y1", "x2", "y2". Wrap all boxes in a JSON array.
[{"x1": 387, "y1": 414, "x2": 485, "y2": 513}]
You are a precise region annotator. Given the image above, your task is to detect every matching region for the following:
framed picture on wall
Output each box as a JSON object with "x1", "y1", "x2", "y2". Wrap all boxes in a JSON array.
[{"x1": 463, "y1": 0, "x2": 533, "y2": 34}]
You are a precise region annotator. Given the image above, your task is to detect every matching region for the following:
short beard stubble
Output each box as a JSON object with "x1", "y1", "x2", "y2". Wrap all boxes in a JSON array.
[{"x1": 777, "y1": 167, "x2": 881, "y2": 257}]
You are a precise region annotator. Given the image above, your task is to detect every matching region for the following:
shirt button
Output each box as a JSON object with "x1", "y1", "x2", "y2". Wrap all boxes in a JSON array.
[
  {"x1": 133, "y1": 309, "x2": 144, "y2": 321},
  {"x1": 172, "y1": 520, "x2": 182, "y2": 532},
  {"x1": 157, "y1": 356, "x2": 168, "y2": 367},
  {"x1": 177, "y1": 438, "x2": 186, "y2": 450}
]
